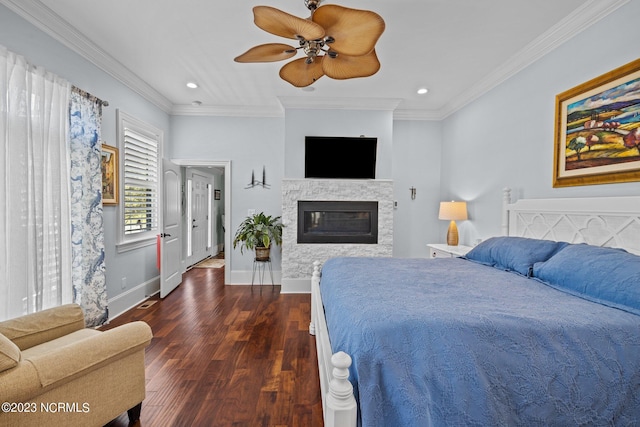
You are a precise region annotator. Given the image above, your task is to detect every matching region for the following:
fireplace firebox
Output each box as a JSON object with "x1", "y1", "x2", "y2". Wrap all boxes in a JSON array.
[{"x1": 297, "y1": 201, "x2": 378, "y2": 244}]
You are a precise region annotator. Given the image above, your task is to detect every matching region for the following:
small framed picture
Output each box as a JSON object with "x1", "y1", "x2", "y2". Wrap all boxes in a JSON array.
[
  {"x1": 214, "y1": 189, "x2": 221, "y2": 200},
  {"x1": 101, "y1": 144, "x2": 119, "y2": 205}
]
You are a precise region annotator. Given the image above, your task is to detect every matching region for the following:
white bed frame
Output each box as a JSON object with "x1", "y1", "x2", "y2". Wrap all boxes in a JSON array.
[{"x1": 309, "y1": 188, "x2": 640, "y2": 427}]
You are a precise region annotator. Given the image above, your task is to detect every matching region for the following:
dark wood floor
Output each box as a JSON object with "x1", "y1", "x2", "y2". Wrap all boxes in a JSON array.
[{"x1": 103, "y1": 262, "x2": 324, "y2": 427}]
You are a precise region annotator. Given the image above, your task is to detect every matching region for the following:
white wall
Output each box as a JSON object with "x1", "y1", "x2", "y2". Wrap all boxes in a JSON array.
[
  {"x1": 0, "y1": 5, "x2": 171, "y2": 317},
  {"x1": 169, "y1": 115, "x2": 285, "y2": 279},
  {"x1": 440, "y1": 0, "x2": 640, "y2": 245},
  {"x1": 392, "y1": 120, "x2": 443, "y2": 257}
]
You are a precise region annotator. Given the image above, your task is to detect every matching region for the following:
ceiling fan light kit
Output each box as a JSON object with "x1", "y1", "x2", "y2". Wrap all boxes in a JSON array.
[{"x1": 234, "y1": 0, "x2": 385, "y2": 87}]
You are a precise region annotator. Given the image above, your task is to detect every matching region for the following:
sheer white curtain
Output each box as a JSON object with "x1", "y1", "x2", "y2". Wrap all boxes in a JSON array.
[{"x1": 0, "y1": 45, "x2": 73, "y2": 321}]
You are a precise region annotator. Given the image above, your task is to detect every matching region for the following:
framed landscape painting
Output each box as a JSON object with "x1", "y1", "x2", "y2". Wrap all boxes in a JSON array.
[
  {"x1": 553, "y1": 58, "x2": 640, "y2": 187},
  {"x1": 101, "y1": 144, "x2": 119, "y2": 205}
]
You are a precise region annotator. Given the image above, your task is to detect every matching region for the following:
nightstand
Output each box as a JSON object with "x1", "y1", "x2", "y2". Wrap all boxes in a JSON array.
[{"x1": 427, "y1": 243, "x2": 472, "y2": 259}]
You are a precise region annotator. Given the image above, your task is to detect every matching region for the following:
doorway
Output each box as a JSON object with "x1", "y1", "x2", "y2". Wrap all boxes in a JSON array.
[
  {"x1": 186, "y1": 169, "x2": 215, "y2": 266},
  {"x1": 172, "y1": 159, "x2": 231, "y2": 286}
]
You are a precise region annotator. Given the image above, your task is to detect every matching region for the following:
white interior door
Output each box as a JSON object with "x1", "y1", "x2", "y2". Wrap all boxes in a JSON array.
[
  {"x1": 190, "y1": 172, "x2": 211, "y2": 263},
  {"x1": 161, "y1": 159, "x2": 182, "y2": 298}
]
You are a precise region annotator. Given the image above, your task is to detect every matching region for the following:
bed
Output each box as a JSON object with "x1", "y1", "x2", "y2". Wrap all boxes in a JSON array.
[{"x1": 309, "y1": 189, "x2": 640, "y2": 427}]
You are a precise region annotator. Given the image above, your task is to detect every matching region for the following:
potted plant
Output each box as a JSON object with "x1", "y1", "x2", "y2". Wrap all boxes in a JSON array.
[{"x1": 233, "y1": 212, "x2": 284, "y2": 261}]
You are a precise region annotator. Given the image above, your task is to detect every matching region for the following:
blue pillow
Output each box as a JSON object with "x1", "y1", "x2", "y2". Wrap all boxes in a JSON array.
[
  {"x1": 533, "y1": 244, "x2": 640, "y2": 316},
  {"x1": 463, "y1": 236, "x2": 568, "y2": 276}
]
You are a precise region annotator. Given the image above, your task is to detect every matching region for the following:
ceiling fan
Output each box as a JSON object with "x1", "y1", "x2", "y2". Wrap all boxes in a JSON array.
[{"x1": 234, "y1": 0, "x2": 385, "y2": 88}]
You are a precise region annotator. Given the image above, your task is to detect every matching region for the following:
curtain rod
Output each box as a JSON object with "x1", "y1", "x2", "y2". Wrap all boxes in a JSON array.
[{"x1": 71, "y1": 85, "x2": 109, "y2": 107}]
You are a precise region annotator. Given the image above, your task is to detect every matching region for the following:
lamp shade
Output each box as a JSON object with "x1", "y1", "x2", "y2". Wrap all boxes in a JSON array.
[{"x1": 438, "y1": 201, "x2": 468, "y2": 221}]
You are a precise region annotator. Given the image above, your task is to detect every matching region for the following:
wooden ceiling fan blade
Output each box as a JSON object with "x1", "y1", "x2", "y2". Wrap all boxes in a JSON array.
[
  {"x1": 313, "y1": 5, "x2": 385, "y2": 57},
  {"x1": 279, "y1": 57, "x2": 325, "y2": 87},
  {"x1": 234, "y1": 43, "x2": 297, "y2": 63},
  {"x1": 253, "y1": 6, "x2": 325, "y2": 41},
  {"x1": 322, "y1": 50, "x2": 381, "y2": 80}
]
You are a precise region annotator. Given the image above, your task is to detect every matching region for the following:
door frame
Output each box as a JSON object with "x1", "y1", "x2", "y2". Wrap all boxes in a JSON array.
[{"x1": 171, "y1": 159, "x2": 231, "y2": 286}]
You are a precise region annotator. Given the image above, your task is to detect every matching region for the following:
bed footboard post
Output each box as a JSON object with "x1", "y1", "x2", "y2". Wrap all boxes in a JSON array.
[
  {"x1": 502, "y1": 187, "x2": 512, "y2": 236},
  {"x1": 325, "y1": 351, "x2": 357, "y2": 427},
  {"x1": 309, "y1": 260, "x2": 321, "y2": 336}
]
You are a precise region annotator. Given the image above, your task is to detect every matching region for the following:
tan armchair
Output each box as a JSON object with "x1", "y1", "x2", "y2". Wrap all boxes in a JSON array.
[{"x1": 0, "y1": 304, "x2": 152, "y2": 426}]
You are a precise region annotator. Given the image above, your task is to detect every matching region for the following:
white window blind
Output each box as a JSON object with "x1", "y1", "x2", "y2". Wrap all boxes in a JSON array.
[{"x1": 123, "y1": 128, "x2": 159, "y2": 236}]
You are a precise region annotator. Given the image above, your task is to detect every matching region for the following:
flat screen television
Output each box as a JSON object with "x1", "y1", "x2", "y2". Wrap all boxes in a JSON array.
[{"x1": 305, "y1": 136, "x2": 377, "y2": 179}]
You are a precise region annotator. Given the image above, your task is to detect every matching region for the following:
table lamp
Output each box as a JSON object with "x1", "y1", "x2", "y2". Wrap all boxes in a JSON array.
[{"x1": 438, "y1": 201, "x2": 468, "y2": 246}]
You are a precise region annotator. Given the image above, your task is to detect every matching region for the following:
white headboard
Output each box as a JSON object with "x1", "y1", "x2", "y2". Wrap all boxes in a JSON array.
[{"x1": 501, "y1": 188, "x2": 640, "y2": 256}]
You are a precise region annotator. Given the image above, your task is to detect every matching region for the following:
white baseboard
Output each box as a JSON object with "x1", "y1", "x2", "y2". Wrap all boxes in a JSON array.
[
  {"x1": 281, "y1": 278, "x2": 311, "y2": 293},
  {"x1": 229, "y1": 269, "x2": 282, "y2": 286},
  {"x1": 107, "y1": 275, "x2": 160, "y2": 321},
  {"x1": 229, "y1": 271, "x2": 309, "y2": 293}
]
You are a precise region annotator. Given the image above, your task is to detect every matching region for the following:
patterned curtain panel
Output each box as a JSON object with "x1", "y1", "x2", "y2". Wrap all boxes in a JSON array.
[{"x1": 69, "y1": 88, "x2": 108, "y2": 327}]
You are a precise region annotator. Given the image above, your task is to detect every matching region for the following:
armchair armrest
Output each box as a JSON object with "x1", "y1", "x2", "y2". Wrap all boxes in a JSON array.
[
  {"x1": 0, "y1": 304, "x2": 85, "y2": 350},
  {"x1": 26, "y1": 321, "x2": 152, "y2": 388},
  {"x1": 0, "y1": 357, "x2": 42, "y2": 403}
]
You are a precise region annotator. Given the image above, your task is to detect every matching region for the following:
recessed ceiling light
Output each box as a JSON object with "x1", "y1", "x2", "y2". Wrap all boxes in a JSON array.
[
  {"x1": 417, "y1": 88, "x2": 428, "y2": 95},
  {"x1": 186, "y1": 82, "x2": 198, "y2": 89},
  {"x1": 191, "y1": 100, "x2": 202, "y2": 106}
]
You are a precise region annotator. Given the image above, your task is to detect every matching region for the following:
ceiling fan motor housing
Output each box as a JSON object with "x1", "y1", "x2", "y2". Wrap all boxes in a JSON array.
[{"x1": 302, "y1": 39, "x2": 325, "y2": 62}]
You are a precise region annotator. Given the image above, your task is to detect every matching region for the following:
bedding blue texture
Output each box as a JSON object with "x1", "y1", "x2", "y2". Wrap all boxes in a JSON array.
[
  {"x1": 533, "y1": 243, "x2": 640, "y2": 316},
  {"x1": 320, "y1": 256, "x2": 640, "y2": 427},
  {"x1": 463, "y1": 236, "x2": 568, "y2": 276}
]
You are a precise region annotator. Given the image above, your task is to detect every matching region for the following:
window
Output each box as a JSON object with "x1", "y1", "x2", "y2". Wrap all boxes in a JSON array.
[
  {"x1": 116, "y1": 110, "x2": 163, "y2": 252},
  {"x1": 123, "y1": 129, "x2": 158, "y2": 235}
]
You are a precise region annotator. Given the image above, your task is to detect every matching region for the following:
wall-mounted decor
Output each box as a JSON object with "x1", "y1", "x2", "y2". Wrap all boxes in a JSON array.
[
  {"x1": 101, "y1": 143, "x2": 119, "y2": 205},
  {"x1": 214, "y1": 189, "x2": 221, "y2": 200},
  {"x1": 553, "y1": 58, "x2": 640, "y2": 187},
  {"x1": 245, "y1": 166, "x2": 271, "y2": 189}
]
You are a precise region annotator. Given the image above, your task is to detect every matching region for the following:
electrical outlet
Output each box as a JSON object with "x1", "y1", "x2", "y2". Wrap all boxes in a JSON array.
[
  {"x1": 121, "y1": 277, "x2": 127, "y2": 289},
  {"x1": 248, "y1": 209, "x2": 256, "y2": 216}
]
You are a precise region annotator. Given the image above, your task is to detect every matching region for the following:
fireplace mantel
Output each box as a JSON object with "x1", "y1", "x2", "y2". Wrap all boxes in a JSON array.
[{"x1": 281, "y1": 179, "x2": 393, "y2": 292}]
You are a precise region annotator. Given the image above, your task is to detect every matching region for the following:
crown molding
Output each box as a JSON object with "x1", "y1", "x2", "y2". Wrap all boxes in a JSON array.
[
  {"x1": 393, "y1": 108, "x2": 443, "y2": 121},
  {"x1": 174, "y1": 98, "x2": 435, "y2": 119},
  {"x1": 171, "y1": 104, "x2": 284, "y2": 118},
  {"x1": 278, "y1": 96, "x2": 402, "y2": 111},
  {"x1": 438, "y1": 0, "x2": 629, "y2": 119},
  {"x1": 0, "y1": 0, "x2": 173, "y2": 113}
]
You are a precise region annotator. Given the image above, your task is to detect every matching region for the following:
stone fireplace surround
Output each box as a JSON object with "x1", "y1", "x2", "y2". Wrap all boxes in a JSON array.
[{"x1": 281, "y1": 178, "x2": 393, "y2": 293}]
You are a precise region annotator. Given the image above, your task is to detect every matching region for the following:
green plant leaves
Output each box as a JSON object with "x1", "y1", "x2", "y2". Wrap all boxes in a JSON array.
[{"x1": 232, "y1": 212, "x2": 283, "y2": 254}]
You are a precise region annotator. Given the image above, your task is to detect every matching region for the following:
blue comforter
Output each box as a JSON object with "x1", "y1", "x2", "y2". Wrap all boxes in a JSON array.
[{"x1": 320, "y1": 257, "x2": 640, "y2": 427}]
